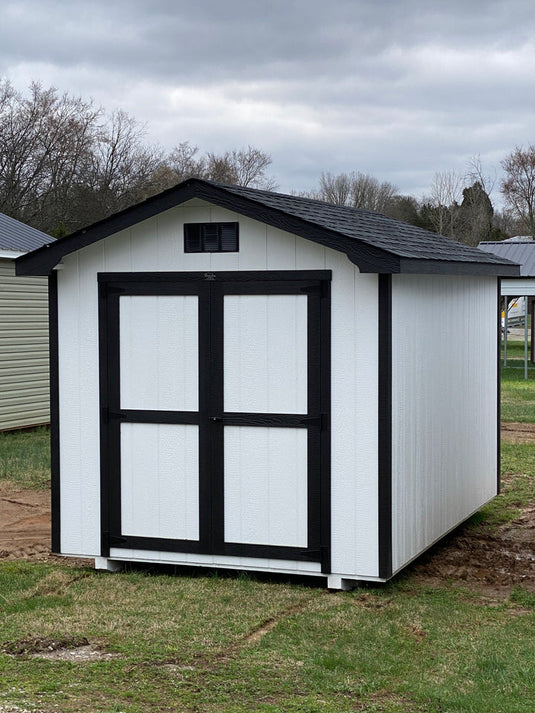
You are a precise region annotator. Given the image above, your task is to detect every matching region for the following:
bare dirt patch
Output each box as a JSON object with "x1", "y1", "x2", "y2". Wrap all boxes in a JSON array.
[
  {"x1": 1, "y1": 636, "x2": 120, "y2": 662},
  {"x1": 403, "y1": 423, "x2": 535, "y2": 596},
  {"x1": 501, "y1": 421, "x2": 535, "y2": 443},
  {"x1": 409, "y1": 510, "x2": 535, "y2": 597},
  {"x1": 0, "y1": 423, "x2": 533, "y2": 595},
  {"x1": 0, "y1": 489, "x2": 51, "y2": 562},
  {"x1": 0, "y1": 489, "x2": 90, "y2": 567}
]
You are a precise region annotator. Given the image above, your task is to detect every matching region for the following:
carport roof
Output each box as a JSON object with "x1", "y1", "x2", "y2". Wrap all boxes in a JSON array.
[
  {"x1": 478, "y1": 240, "x2": 535, "y2": 276},
  {"x1": 16, "y1": 178, "x2": 520, "y2": 276}
]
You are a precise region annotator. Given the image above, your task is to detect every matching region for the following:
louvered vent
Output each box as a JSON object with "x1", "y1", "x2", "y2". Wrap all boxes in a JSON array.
[{"x1": 184, "y1": 222, "x2": 239, "y2": 252}]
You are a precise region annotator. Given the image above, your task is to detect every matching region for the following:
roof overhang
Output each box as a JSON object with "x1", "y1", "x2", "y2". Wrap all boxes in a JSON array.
[
  {"x1": 0, "y1": 249, "x2": 26, "y2": 259},
  {"x1": 15, "y1": 179, "x2": 520, "y2": 277},
  {"x1": 501, "y1": 278, "x2": 535, "y2": 295}
]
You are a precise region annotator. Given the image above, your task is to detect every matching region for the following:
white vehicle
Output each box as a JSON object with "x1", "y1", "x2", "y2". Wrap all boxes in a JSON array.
[{"x1": 502, "y1": 296, "x2": 527, "y2": 328}]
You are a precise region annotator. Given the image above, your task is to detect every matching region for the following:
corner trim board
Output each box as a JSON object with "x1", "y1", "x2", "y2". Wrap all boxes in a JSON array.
[
  {"x1": 49, "y1": 271, "x2": 61, "y2": 553},
  {"x1": 378, "y1": 274, "x2": 393, "y2": 579},
  {"x1": 497, "y1": 279, "x2": 501, "y2": 496}
]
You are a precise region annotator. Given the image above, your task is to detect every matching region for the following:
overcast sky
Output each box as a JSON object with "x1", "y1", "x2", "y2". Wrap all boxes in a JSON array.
[{"x1": 1, "y1": 0, "x2": 534, "y2": 203}]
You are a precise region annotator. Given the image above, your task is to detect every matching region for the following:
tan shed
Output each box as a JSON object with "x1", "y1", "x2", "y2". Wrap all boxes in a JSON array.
[{"x1": 0, "y1": 213, "x2": 51, "y2": 430}]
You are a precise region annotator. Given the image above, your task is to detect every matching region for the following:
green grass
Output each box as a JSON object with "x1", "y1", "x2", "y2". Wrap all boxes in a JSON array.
[
  {"x1": 501, "y1": 341, "x2": 535, "y2": 421},
  {"x1": 0, "y1": 564, "x2": 534, "y2": 712},
  {"x1": 0, "y1": 426, "x2": 51, "y2": 489},
  {"x1": 0, "y1": 364, "x2": 534, "y2": 711},
  {"x1": 468, "y1": 442, "x2": 535, "y2": 530}
]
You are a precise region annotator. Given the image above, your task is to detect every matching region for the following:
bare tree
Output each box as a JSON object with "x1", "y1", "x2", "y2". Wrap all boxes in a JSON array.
[
  {"x1": 0, "y1": 79, "x2": 280, "y2": 235},
  {"x1": 166, "y1": 141, "x2": 207, "y2": 181},
  {"x1": 426, "y1": 169, "x2": 464, "y2": 238},
  {"x1": 317, "y1": 172, "x2": 353, "y2": 205},
  {"x1": 74, "y1": 109, "x2": 163, "y2": 224},
  {"x1": 315, "y1": 171, "x2": 398, "y2": 212},
  {"x1": 148, "y1": 142, "x2": 277, "y2": 194},
  {"x1": 0, "y1": 80, "x2": 164, "y2": 234},
  {"x1": 501, "y1": 145, "x2": 535, "y2": 238},
  {"x1": 0, "y1": 80, "x2": 100, "y2": 230},
  {"x1": 467, "y1": 154, "x2": 496, "y2": 197},
  {"x1": 204, "y1": 146, "x2": 277, "y2": 189}
]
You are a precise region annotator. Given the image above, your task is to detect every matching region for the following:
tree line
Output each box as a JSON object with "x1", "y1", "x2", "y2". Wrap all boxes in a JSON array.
[
  {"x1": 0, "y1": 80, "x2": 275, "y2": 236},
  {"x1": 1, "y1": 79, "x2": 534, "y2": 245}
]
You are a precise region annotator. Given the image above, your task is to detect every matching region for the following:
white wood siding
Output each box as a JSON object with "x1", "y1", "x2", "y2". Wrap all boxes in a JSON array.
[
  {"x1": 57, "y1": 199, "x2": 379, "y2": 578},
  {"x1": 224, "y1": 294, "x2": 308, "y2": 414},
  {"x1": 121, "y1": 423, "x2": 199, "y2": 540},
  {"x1": 0, "y1": 259, "x2": 49, "y2": 430},
  {"x1": 120, "y1": 295, "x2": 198, "y2": 411},
  {"x1": 224, "y1": 426, "x2": 308, "y2": 547},
  {"x1": 391, "y1": 275, "x2": 498, "y2": 573}
]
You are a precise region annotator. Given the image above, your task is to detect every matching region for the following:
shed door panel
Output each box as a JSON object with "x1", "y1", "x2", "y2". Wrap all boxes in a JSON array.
[
  {"x1": 224, "y1": 426, "x2": 308, "y2": 547},
  {"x1": 121, "y1": 423, "x2": 199, "y2": 540},
  {"x1": 99, "y1": 271, "x2": 331, "y2": 571},
  {"x1": 120, "y1": 295, "x2": 198, "y2": 411},
  {"x1": 224, "y1": 294, "x2": 308, "y2": 414}
]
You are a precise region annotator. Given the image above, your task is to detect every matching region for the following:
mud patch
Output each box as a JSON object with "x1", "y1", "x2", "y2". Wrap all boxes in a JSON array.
[
  {"x1": 501, "y1": 422, "x2": 535, "y2": 443},
  {"x1": 0, "y1": 490, "x2": 51, "y2": 560},
  {"x1": 2, "y1": 636, "x2": 120, "y2": 662},
  {"x1": 0, "y1": 490, "x2": 91, "y2": 567},
  {"x1": 410, "y1": 505, "x2": 535, "y2": 596}
]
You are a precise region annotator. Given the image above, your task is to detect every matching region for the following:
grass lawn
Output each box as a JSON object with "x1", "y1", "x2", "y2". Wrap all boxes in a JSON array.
[
  {"x1": 0, "y1": 362, "x2": 534, "y2": 712},
  {"x1": 501, "y1": 340, "x2": 535, "y2": 422},
  {"x1": 0, "y1": 426, "x2": 50, "y2": 490},
  {"x1": 0, "y1": 561, "x2": 534, "y2": 713}
]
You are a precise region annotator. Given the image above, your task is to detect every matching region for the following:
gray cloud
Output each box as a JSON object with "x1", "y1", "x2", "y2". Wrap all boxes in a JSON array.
[{"x1": 1, "y1": 0, "x2": 535, "y2": 200}]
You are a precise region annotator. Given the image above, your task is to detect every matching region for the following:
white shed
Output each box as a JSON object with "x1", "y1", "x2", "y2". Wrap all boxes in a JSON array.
[
  {"x1": 0, "y1": 212, "x2": 51, "y2": 430},
  {"x1": 16, "y1": 179, "x2": 518, "y2": 588}
]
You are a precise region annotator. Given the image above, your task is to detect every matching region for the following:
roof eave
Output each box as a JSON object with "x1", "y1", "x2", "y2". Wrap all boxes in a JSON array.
[
  {"x1": 14, "y1": 178, "x2": 519, "y2": 278},
  {"x1": 14, "y1": 179, "x2": 402, "y2": 275},
  {"x1": 0, "y1": 249, "x2": 26, "y2": 259},
  {"x1": 396, "y1": 258, "x2": 521, "y2": 277}
]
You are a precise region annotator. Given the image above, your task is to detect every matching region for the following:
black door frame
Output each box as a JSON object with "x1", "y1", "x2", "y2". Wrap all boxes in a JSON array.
[{"x1": 98, "y1": 270, "x2": 331, "y2": 572}]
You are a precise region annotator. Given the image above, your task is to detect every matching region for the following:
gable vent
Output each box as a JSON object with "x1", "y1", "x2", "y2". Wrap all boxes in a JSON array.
[{"x1": 184, "y1": 222, "x2": 239, "y2": 253}]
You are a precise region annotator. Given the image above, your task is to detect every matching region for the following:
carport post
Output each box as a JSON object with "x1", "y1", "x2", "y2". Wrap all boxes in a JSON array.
[
  {"x1": 503, "y1": 295, "x2": 508, "y2": 367},
  {"x1": 525, "y1": 295, "x2": 529, "y2": 380}
]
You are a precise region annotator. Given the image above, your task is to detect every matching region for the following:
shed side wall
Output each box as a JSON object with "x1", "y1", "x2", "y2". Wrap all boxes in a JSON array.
[
  {"x1": 391, "y1": 275, "x2": 498, "y2": 573},
  {"x1": 0, "y1": 259, "x2": 49, "y2": 430},
  {"x1": 56, "y1": 201, "x2": 380, "y2": 578}
]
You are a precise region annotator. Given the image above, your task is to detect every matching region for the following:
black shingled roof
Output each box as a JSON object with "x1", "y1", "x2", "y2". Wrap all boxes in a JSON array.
[
  {"x1": 221, "y1": 182, "x2": 515, "y2": 266},
  {"x1": 16, "y1": 178, "x2": 519, "y2": 276},
  {"x1": 0, "y1": 211, "x2": 51, "y2": 253}
]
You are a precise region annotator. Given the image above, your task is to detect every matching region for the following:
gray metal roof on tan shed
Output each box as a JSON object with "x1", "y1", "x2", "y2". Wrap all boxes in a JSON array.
[{"x1": 0, "y1": 212, "x2": 51, "y2": 252}]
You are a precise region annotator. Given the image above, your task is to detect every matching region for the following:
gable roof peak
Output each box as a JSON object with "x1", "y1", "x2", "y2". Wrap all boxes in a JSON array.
[{"x1": 16, "y1": 177, "x2": 519, "y2": 277}]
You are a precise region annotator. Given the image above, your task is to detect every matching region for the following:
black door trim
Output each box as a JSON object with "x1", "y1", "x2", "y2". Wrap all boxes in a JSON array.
[{"x1": 99, "y1": 270, "x2": 331, "y2": 572}]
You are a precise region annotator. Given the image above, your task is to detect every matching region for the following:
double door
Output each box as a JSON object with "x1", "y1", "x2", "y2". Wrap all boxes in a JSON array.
[{"x1": 99, "y1": 271, "x2": 330, "y2": 570}]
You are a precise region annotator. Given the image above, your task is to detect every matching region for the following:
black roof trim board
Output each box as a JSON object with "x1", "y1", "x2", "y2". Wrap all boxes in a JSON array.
[{"x1": 16, "y1": 178, "x2": 520, "y2": 276}]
